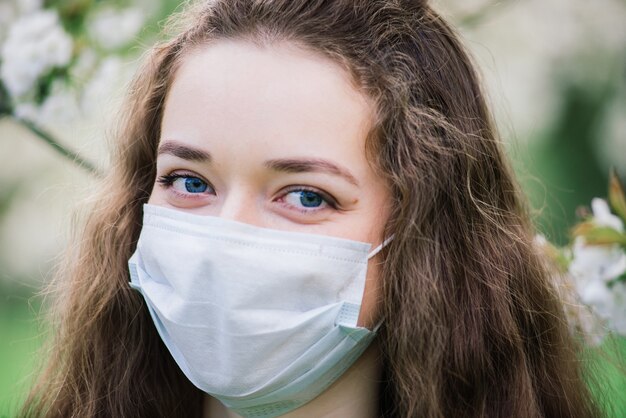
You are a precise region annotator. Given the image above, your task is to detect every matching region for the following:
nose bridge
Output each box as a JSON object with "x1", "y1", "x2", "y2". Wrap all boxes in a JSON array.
[{"x1": 219, "y1": 185, "x2": 261, "y2": 226}]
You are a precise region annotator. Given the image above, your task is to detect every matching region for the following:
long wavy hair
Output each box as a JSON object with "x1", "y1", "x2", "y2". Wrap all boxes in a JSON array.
[{"x1": 22, "y1": 0, "x2": 601, "y2": 416}]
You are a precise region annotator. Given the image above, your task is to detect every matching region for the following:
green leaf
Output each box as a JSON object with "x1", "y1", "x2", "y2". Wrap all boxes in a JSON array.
[
  {"x1": 609, "y1": 167, "x2": 626, "y2": 224},
  {"x1": 577, "y1": 226, "x2": 626, "y2": 246},
  {"x1": 607, "y1": 271, "x2": 626, "y2": 287},
  {"x1": 571, "y1": 220, "x2": 596, "y2": 238}
]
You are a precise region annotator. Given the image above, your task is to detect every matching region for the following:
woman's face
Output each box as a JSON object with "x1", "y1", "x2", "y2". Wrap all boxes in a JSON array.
[{"x1": 148, "y1": 39, "x2": 391, "y2": 327}]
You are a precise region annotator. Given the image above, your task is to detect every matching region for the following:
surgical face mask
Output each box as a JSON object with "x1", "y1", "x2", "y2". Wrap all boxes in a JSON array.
[{"x1": 128, "y1": 204, "x2": 393, "y2": 418}]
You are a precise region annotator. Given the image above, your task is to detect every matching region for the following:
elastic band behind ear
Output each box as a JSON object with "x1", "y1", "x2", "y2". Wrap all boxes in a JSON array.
[
  {"x1": 373, "y1": 317, "x2": 385, "y2": 332},
  {"x1": 367, "y1": 234, "x2": 395, "y2": 259}
]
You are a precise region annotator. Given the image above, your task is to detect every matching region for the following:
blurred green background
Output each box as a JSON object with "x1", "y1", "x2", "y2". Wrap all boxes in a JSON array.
[{"x1": 1, "y1": 0, "x2": 625, "y2": 416}]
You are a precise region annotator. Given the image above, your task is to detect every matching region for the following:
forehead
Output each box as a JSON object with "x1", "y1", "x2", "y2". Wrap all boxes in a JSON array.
[{"x1": 161, "y1": 38, "x2": 376, "y2": 164}]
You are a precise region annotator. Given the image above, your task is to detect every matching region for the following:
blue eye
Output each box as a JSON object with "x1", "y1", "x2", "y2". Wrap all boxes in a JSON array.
[
  {"x1": 158, "y1": 174, "x2": 212, "y2": 194},
  {"x1": 299, "y1": 191, "x2": 323, "y2": 207},
  {"x1": 283, "y1": 189, "x2": 330, "y2": 210},
  {"x1": 182, "y1": 177, "x2": 208, "y2": 193}
]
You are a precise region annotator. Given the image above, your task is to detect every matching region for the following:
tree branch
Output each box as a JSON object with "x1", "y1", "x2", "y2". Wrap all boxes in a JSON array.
[{"x1": 11, "y1": 116, "x2": 102, "y2": 177}]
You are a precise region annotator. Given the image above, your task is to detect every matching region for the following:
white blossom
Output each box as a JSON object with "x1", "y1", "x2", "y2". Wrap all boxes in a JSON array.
[
  {"x1": 70, "y1": 48, "x2": 98, "y2": 83},
  {"x1": 88, "y1": 7, "x2": 144, "y2": 50},
  {"x1": 570, "y1": 237, "x2": 626, "y2": 284},
  {"x1": 0, "y1": 10, "x2": 73, "y2": 98},
  {"x1": 38, "y1": 90, "x2": 80, "y2": 125},
  {"x1": 569, "y1": 198, "x2": 626, "y2": 286},
  {"x1": 569, "y1": 240, "x2": 626, "y2": 340},
  {"x1": 80, "y1": 57, "x2": 125, "y2": 115},
  {"x1": 568, "y1": 197, "x2": 626, "y2": 340},
  {"x1": 0, "y1": 0, "x2": 43, "y2": 42},
  {"x1": 13, "y1": 80, "x2": 80, "y2": 126},
  {"x1": 591, "y1": 198, "x2": 624, "y2": 231},
  {"x1": 579, "y1": 279, "x2": 614, "y2": 319}
]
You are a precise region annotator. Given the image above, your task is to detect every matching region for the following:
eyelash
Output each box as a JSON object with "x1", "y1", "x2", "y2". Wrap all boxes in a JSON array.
[
  {"x1": 158, "y1": 173, "x2": 205, "y2": 186},
  {"x1": 156, "y1": 172, "x2": 339, "y2": 212},
  {"x1": 157, "y1": 172, "x2": 214, "y2": 195},
  {"x1": 279, "y1": 186, "x2": 338, "y2": 212}
]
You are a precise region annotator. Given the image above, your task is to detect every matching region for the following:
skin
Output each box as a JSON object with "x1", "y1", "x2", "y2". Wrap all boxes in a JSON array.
[{"x1": 148, "y1": 39, "x2": 391, "y2": 418}]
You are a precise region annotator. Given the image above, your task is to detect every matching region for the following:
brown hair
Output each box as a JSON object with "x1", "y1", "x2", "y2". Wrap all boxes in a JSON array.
[{"x1": 22, "y1": 0, "x2": 601, "y2": 416}]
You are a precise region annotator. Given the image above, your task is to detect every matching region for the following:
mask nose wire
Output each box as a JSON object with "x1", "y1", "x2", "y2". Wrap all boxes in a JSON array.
[{"x1": 366, "y1": 234, "x2": 395, "y2": 260}]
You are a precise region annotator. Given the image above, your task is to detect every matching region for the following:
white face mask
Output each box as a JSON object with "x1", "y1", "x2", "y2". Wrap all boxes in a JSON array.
[{"x1": 128, "y1": 204, "x2": 393, "y2": 418}]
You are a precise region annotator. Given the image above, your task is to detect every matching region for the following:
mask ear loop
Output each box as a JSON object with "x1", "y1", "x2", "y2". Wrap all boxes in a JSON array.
[
  {"x1": 372, "y1": 317, "x2": 385, "y2": 333},
  {"x1": 367, "y1": 234, "x2": 395, "y2": 260},
  {"x1": 366, "y1": 234, "x2": 395, "y2": 332}
]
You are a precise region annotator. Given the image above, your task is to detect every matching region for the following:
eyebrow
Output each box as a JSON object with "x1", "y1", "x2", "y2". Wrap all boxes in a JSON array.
[
  {"x1": 157, "y1": 141, "x2": 212, "y2": 162},
  {"x1": 157, "y1": 140, "x2": 359, "y2": 187},
  {"x1": 264, "y1": 158, "x2": 359, "y2": 186}
]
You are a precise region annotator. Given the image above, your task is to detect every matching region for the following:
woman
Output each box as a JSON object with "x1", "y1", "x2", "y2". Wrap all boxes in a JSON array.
[{"x1": 23, "y1": 0, "x2": 601, "y2": 417}]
